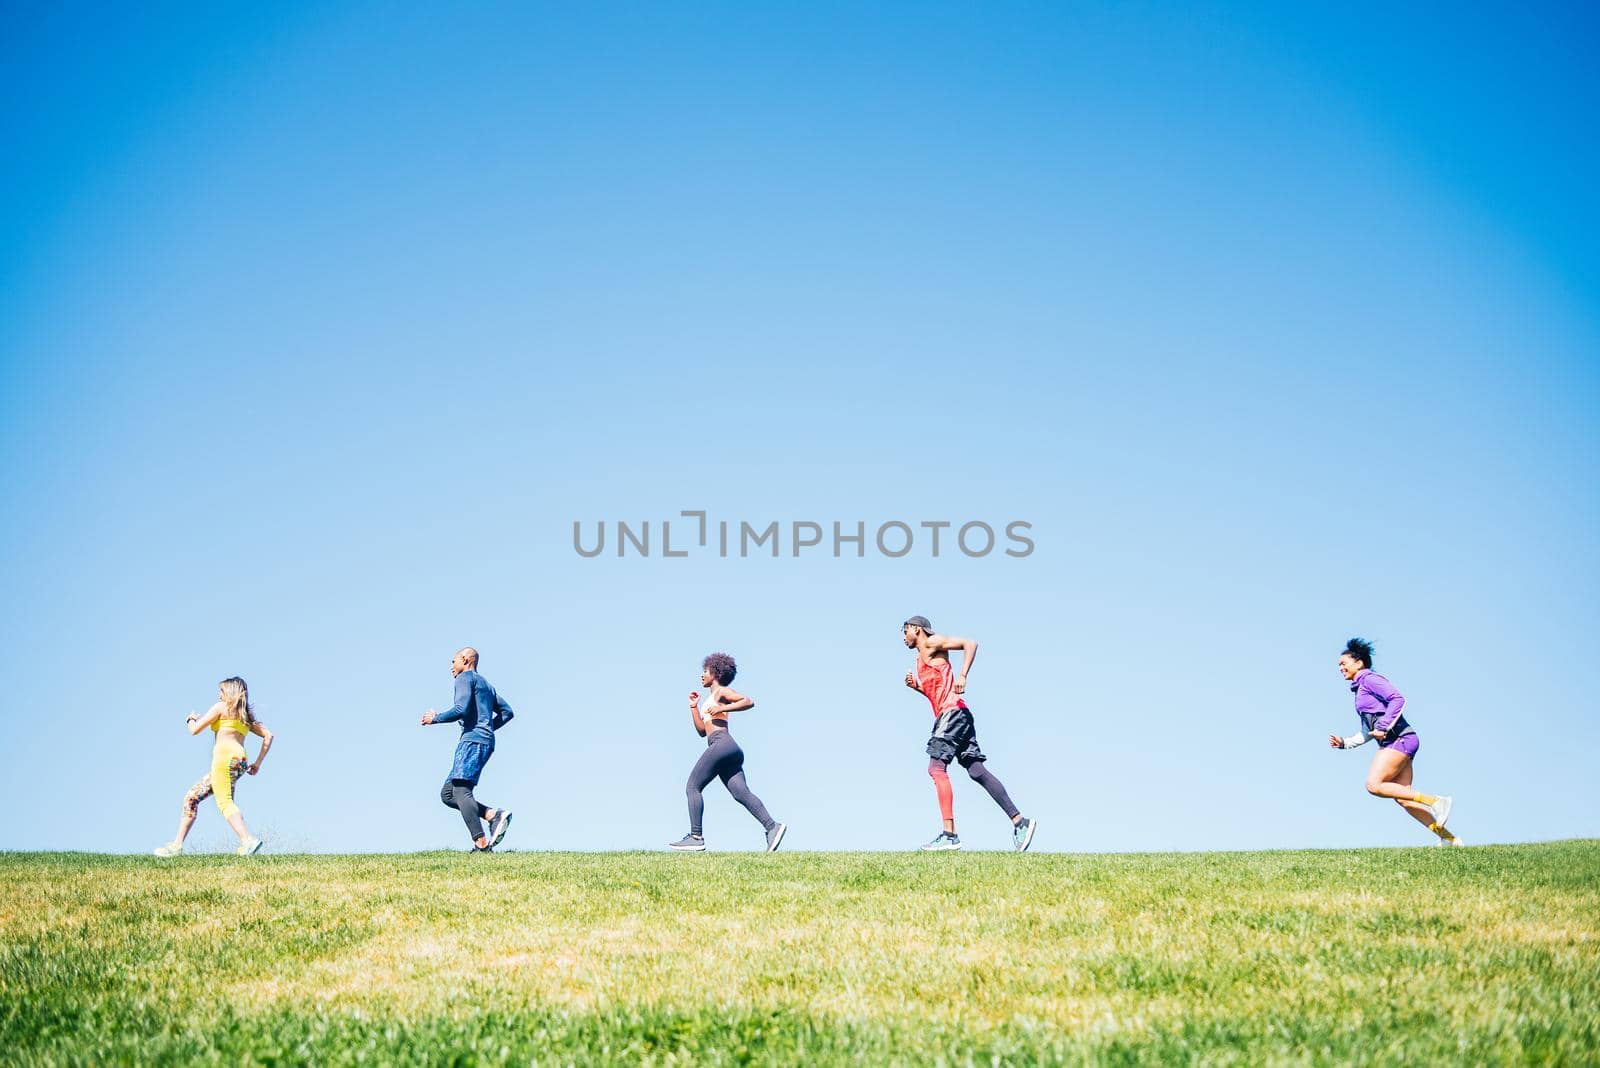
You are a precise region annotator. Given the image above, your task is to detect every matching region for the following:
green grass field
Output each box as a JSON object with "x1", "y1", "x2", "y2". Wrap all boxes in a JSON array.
[{"x1": 2, "y1": 842, "x2": 1597, "y2": 1066}]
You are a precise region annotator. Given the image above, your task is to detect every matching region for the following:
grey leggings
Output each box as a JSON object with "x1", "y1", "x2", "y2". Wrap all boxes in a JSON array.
[
  {"x1": 440, "y1": 780, "x2": 493, "y2": 842},
  {"x1": 687, "y1": 730, "x2": 775, "y2": 836}
]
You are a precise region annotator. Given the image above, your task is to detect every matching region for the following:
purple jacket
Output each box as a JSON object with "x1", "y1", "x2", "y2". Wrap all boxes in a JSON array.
[{"x1": 1351, "y1": 669, "x2": 1414, "y2": 739}]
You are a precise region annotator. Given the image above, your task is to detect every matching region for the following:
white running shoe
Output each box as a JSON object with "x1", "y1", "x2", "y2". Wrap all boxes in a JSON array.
[
  {"x1": 1430, "y1": 795, "x2": 1454, "y2": 828},
  {"x1": 236, "y1": 837, "x2": 264, "y2": 856},
  {"x1": 152, "y1": 842, "x2": 182, "y2": 858}
]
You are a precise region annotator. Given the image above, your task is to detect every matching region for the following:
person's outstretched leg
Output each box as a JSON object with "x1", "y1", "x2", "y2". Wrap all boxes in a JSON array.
[
  {"x1": 928, "y1": 758, "x2": 956, "y2": 833},
  {"x1": 441, "y1": 776, "x2": 490, "y2": 844},
  {"x1": 1366, "y1": 747, "x2": 1453, "y2": 838},
  {"x1": 924, "y1": 712, "x2": 971, "y2": 849},
  {"x1": 213, "y1": 753, "x2": 260, "y2": 853},
  {"x1": 443, "y1": 741, "x2": 495, "y2": 848},
  {"x1": 1387, "y1": 752, "x2": 1459, "y2": 843},
  {"x1": 963, "y1": 757, "x2": 1038, "y2": 851},
  {"x1": 176, "y1": 775, "x2": 210, "y2": 844},
  {"x1": 711, "y1": 736, "x2": 784, "y2": 851},
  {"x1": 450, "y1": 781, "x2": 488, "y2": 844},
  {"x1": 964, "y1": 760, "x2": 1020, "y2": 822},
  {"x1": 157, "y1": 774, "x2": 212, "y2": 854},
  {"x1": 721, "y1": 768, "x2": 776, "y2": 832},
  {"x1": 918, "y1": 756, "x2": 964, "y2": 851},
  {"x1": 682, "y1": 740, "x2": 722, "y2": 839}
]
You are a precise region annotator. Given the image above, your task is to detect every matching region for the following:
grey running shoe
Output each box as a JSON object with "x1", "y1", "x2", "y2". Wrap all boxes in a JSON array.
[
  {"x1": 765, "y1": 822, "x2": 787, "y2": 852},
  {"x1": 1013, "y1": 817, "x2": 1037, "y2": 853},
  {"x1": 489, "y1": 810, "x2": 513, "y2": 849},
  {"x1": 669, "y1": 834, "x2": 707, "y2": 852},
  {"x1": 1430, "y1": 795, "x2": 1454, "y2": 829},
  {"x1": 921, "y1": 832, "x2": 962, "y2": 852}
]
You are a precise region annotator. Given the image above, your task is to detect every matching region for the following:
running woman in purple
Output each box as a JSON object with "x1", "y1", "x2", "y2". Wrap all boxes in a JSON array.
[{"x1": 1328, "y1": 638, "x2": 1463, "y2": 846}]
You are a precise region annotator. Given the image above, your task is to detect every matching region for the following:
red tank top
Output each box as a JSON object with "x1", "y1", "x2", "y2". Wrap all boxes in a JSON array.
[{"x1": 915, "y1": 656, "x2": 967, "y2": 716}]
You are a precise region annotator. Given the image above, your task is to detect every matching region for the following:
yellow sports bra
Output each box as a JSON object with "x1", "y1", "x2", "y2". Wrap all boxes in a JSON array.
[{"x1": 213, "y1": 718, "x2": 251, "y2": 737}]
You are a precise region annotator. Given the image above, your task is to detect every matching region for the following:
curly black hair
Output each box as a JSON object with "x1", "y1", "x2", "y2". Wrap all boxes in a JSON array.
[
  {"x1": 702, "y1": 652, "x2": 737, "y2": 686},
  {"x1": 1343, "y1": 637, "x2": 1374, "y2": 669}
]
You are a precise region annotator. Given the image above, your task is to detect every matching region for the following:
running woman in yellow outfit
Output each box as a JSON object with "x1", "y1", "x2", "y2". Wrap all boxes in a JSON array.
[{"x1": 153, "y1": 676, "x2": 273, "y2": 856}]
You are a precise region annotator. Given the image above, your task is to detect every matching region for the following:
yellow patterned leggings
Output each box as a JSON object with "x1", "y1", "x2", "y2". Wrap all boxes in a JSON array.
[{"x1": 182, "y1": 744, "x2": 248, "y2": 820}]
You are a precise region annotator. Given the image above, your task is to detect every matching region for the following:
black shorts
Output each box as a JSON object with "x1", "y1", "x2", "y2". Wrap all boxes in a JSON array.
[{"x1": 926, "y1": 706, "x2": 987, "y2": 768}]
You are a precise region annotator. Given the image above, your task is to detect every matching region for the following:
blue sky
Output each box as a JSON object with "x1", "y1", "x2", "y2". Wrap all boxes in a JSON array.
[{"x1": 1, "y1": 2, "x2": 1596, "y2": 854}]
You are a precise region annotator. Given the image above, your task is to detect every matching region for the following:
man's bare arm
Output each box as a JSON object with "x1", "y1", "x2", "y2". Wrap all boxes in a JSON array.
[{"x1": 935, "y1": 634, "x2": 978, "y2": 691}]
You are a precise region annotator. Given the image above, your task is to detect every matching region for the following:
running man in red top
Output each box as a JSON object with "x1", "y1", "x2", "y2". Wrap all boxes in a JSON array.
[{"x1": 902, "y1": 615, "x2": 1036, "y2": 852}]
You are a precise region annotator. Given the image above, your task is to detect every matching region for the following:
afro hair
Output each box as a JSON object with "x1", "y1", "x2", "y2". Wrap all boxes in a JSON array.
[{"x1": 702, "y1": 652, "x2": 738, "y2": 686}]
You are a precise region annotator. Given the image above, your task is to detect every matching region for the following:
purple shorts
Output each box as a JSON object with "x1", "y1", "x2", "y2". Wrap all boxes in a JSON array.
[{"x1": 1379, "y1": 733, "x2": 1419, "y2": 759}]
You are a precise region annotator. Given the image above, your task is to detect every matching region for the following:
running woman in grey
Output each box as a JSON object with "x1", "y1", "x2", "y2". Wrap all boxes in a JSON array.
[{"x1": 670, "y1": 653, "x2": 786, "y2": 852}]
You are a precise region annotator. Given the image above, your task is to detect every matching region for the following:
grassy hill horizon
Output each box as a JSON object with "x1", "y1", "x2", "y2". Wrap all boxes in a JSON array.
[{"x1": 3, "y1": 841, "x2": 1597, "y2": 1064}]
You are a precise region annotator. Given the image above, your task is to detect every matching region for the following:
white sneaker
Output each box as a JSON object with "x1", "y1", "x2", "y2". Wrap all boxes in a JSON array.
[
  {"x1": 152, "y1": 842, "x2": 182, "y2": 858},
  {"x1": 1430, "y1": 795, "x2": 1454, "y2": 828},
  {"x1": 236, "y1": 837, "x2": 264, "y2": 856}
]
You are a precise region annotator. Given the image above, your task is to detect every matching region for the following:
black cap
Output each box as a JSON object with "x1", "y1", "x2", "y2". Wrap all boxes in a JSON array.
[{"x1": 902, "y1": 615, "x2": 933, "y2": 632}]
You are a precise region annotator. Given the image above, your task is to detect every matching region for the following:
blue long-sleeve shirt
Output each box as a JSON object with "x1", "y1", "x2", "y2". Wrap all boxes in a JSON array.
[{"x1": 432, "y1": 670, "x2": 502, "y2": 746}]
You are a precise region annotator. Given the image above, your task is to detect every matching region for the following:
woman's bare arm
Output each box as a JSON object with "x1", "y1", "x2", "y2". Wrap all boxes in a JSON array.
[
  {"x1": 708, "y1": 686, "x2": 754, "y2": 715},
  {"x1": 249, "y1": 721, "x2": 274, "y2": 773},
  {"x1": 187, "y1": 703, "x2": 224, "y2": 736}
]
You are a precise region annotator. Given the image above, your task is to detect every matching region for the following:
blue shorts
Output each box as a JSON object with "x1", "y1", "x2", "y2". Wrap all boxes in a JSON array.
[{"x1": 448, "y1": 739, "x2": 494, "y2": 785}]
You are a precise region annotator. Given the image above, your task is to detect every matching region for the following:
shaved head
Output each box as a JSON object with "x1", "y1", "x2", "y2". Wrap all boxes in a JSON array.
[{"x1": 450, "y1": 647, "x2": 479, "y2": 676}]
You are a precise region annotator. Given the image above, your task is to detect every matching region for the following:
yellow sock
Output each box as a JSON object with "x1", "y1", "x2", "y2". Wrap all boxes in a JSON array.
[
  {"x1": 1429, "y1": 823, "x2": 1455, "y2": 839},
  {"x1": 1413, "y1": 792, "x2": 1439, "y2": 806}
]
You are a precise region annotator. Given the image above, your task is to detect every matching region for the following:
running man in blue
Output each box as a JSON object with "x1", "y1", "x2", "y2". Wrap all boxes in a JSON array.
[{"x1": 422, "y1": 646, "x2": 514, "y2": 851}]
